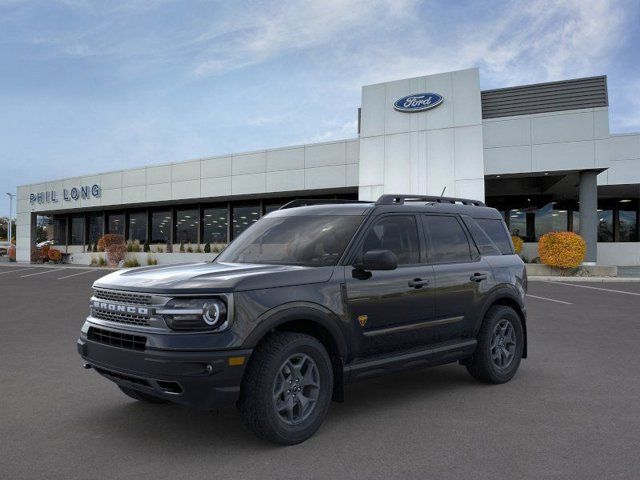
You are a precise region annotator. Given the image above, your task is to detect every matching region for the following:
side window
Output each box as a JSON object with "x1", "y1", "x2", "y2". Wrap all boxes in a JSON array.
[
  {"x1": 422, "y1": 215, "x2": 472, "y2": 264},
  {"x1": 476, "y1": 218, "x2": 514, "y2": 254},
  {"x1": 462, "y1": 216, "x2": 501, "y2": 256},
  {"x1": 359, "y1": 215, "x2": 420, "y2": 265}
]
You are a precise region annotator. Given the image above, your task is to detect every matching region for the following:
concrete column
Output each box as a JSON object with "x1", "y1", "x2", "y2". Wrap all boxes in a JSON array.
[{"x1": 579, "y1": 170, "x2": 598, "y2": 264}]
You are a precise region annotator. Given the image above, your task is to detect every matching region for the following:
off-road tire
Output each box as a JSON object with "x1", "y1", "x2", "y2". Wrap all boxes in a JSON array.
[
  {"x1": 118, "y1": 385, "x2": 169, "y2": 403},
  {"x1": 238, "y1": 331, "x2": 333, "y2": 445},
  {"x1": 466, "y1": 305, "x2": 524, "y2": 384}
]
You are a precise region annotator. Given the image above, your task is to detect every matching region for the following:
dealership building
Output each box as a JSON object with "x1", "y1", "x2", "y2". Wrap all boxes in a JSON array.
[{"x1": 15, "y1": 68, "x2": 640, "y2": 265}]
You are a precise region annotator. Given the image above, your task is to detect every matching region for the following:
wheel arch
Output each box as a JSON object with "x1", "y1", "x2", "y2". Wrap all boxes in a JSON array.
[
  {"x1": 243, "y1": 303, "x2": 349, "y2": 402},
  {"x1": 477, "y1": 290, "x2": 528, "y2": 359}
]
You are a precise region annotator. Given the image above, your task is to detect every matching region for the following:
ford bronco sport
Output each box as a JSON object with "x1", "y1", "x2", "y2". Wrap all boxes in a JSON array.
[{"x1": 77, "y1": 194, "x2": 527, "y2": 445}]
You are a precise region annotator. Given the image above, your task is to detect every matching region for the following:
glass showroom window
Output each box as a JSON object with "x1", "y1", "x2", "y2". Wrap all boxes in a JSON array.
[
  {"x1": 53, "y1": 216, "x2": 67, "y2": 245},
  {"x1": 107, "y1": 212, "x2": 125, "y2": 237},
  {"x1": 128, "y1": 211, "x2": 147, "y2": 243},
  {"x1": 264, "y1": 202, "x2": 284, "y2": 214},
  {"x1": 69, "y1": 215, "x2": 85, "y2": 245},
  {"x1": 534, "y1": 203, "x2": 568, "y2": 240},
  {"x1": 233, "y1": 204, "x2": 260, "y2": 239},
  {"x1": 508, "y1": 209, "x2": 527, "y2": 240},
  {"x1": 203, "y1": 207, "x2": 228, "y2": 244},
  {"x1": 151, "y1": 210, "x2": 171, "y2": 244},
  {"x1": 618, "y1": 200, "x2": 638, "y2": 242},
  {"x1": 88, "y1": 213, "x2": 104, "y2": 246},
  {"x1": 598, "y1": 209, "x2": 613, "y2": 242},
  {"x1": 176, "y1": 208, "x2": 198, "y2": 244},
  {"x1": 36, "y1": 216, "x2": 54, "y2": 243}
]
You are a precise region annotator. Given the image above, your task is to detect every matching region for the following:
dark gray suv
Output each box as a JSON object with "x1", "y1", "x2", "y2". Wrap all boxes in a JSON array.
[{"x1": 77, "y1": 194, "x2": 527, "y2": 444}]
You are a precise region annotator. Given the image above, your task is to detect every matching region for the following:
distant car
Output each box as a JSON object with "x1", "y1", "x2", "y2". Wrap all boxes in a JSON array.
[
  {"x1": 0, "y1": 240, "x2": 11, "y2": 256},
  {"x1": 36, "y1": 240, "x2": 55, "y2": 249}
]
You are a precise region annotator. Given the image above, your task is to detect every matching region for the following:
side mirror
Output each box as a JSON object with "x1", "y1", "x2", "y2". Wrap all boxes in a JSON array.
[{"x1": 356, "y1": 249, "x2": 398, "y2": 271}]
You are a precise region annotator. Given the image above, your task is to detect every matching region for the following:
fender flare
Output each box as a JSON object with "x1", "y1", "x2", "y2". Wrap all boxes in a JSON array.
[
  {"x1": 242, "y1": 302, "x2": 349, "y2": 361},
  {"x1": 476, "y1": 286, "x2": 528, "y2": 358}
]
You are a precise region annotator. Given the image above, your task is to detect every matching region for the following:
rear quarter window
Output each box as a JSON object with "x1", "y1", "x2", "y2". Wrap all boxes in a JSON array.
[{"x1": 474, "y1": 218, "x2": 514, "y2": 255}]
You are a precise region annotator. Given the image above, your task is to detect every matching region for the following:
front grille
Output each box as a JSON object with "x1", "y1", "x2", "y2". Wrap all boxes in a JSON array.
[
  {"x1": 93, "y1": 366, "x2": 150, "y2": 387},
  {"x1": 92, "y1": 309, "x2": 151, "y2": 327},
  {"x1": 88, "y1": 327, "x2": 146, "y2": 351},
  {"x1": 94, "y1": 289, "x2": 152, "y2": 305}
]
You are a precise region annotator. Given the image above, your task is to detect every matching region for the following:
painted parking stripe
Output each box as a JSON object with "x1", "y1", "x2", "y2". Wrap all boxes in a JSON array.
[
  {"x1": 526, "y1": 294, "x2": 573, "y2": 305},
  {"x1": 0, "y1": 268, "x2": 34, "y2": 275},
  {"x1": 57, "y1": 270, "x2": 96, "y2": 280},
  {"x1": 551, "y1": 281, "x2": 640, "y2": 297},
  {"x1": 21, "y1": 268, "x2": 66, "y2": 277}
]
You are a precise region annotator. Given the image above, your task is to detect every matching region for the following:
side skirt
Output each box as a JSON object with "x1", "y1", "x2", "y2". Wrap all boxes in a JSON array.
[{"x1": 343, "y1": 339, "x2": 477, "y2": 383}]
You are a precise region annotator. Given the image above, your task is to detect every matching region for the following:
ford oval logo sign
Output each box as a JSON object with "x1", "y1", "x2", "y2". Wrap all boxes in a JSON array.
[{"x1": 394, "y1": 93, "x2": 443, "y2": 112}]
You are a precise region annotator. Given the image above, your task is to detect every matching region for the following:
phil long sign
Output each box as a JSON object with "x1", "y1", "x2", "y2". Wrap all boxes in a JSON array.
[
  {"x1": 30, "y1": 184, "x2": 101, "y2": 204},
  {"x1": 393, "y1": 93, "x2": 443, "y2": 112}
]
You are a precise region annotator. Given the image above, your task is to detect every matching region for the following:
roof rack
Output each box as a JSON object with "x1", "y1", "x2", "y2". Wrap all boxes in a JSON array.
[
  {"x1": 279, "y1": 199, "x2": 371, "y2": 210},
  {"x1": 375, "y1": 194, "x2": 486, "y2": 207}
]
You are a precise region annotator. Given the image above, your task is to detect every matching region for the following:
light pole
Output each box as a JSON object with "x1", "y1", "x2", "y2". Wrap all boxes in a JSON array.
[{"x1": 6, "y1": 192, "x2": 15, "y2": 243}]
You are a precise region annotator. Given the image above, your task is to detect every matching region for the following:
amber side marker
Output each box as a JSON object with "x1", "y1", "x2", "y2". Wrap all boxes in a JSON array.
[{"x1": 228, "y1": 356, "x2": 245, "y2": 366}]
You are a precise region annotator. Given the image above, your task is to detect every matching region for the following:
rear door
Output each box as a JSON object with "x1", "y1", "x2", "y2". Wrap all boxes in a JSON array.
[{"x1": 421, "y1": 214, "x2": 493, "y2": 341}]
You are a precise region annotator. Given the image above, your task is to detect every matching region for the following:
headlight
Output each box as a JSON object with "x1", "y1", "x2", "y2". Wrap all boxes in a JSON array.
[{"x1": 158, "y1": 298, "x2": 228, "y2": 331}]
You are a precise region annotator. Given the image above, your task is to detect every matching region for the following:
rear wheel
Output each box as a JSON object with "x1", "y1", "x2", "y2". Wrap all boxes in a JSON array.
[
  {"x1": 238, "y1": 331, "x2": 333, "y2": 445},
  {"x1": 118, "y1": 385, "x2": 169, "y2": 404},
  {"x1": 466, "y1": 305, "x2": 524, "y2": 384}
]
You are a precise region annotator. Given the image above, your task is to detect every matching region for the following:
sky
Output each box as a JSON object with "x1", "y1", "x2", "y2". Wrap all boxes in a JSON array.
[{"x1": 1, "y1": 0, "x2": 639, "y2": 216}]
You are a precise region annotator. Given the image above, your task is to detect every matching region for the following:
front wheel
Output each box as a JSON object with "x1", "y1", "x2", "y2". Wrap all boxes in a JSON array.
[
  {"x1": 466, "y1": 305, "x2": 524, "y2": 384},
  {"x1": 238, "y1": 331, "x2": 334, "y2": 445}
]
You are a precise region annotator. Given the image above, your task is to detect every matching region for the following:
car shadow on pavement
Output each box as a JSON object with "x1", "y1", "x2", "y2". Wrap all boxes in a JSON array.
[{"x1": 76, "y1": 363, "x2": 485, "y2": 450}]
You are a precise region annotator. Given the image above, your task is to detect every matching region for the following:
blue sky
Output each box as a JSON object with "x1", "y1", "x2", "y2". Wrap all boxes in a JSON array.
[{"x1": 1, "y1": 0, "x2": 639, "y2": 216}]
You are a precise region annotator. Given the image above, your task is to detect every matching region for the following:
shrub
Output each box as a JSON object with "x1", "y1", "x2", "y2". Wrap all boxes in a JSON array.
[
  {"x1": 143, "y1": 241, "x2": 150, "y2": 252},
  {"x1": 8, "y1": 244, "x2": 16, "y2": 261},
  {"x1": 166, "y1": 243, "x2": 173, "y2": 253},
  {"x1": 179, "y1": 242, "x2": 185, "y2": 253},
  {"x1": 90, "y1": 255, "x2": 98, "y2": 266},
  {"x1": 123, "y1": 257, "x2": 141, "y2": 268},
  {"x1": 126, "y1": 241, "x2": 133, "y2": 252},
  {"x1": 156, "y1": 244, "x2": 165, "y2": 253},
  {"x1": 212, "y1": 243, "x2": 227, "y2": 253},
  {"x1": 204, "y1": 242, "x2": 211, "y2": 253},
  {"x1": 41, "y1": 244, "x2": 51, "y2": 260},
  {"x1": 195, "y1": 244, "x2": 202, "y2": 253},
  {"x1": 186, "y1": 245, "x2": 193, "y2": 253},
  {"x1": 106, "y1": 244, "x2": 127, "y2": 267},
  {"x1": 147, "y1": 255, "x2": 158, "y2": 266},
  {"x1": 97, "y1": 234, "x2": 124, "y2": 251},
  {"x1": 93, "y1": 243, "x2": 98, "y2": 253},
  {"x1": 98, "y1": 256, "x2": 107, "y2": 267},
  {"x1": 511, "y1": 235, "x2": 524, "y2": 254},
  {"x1": 538, "y1": 232, "x2": 586, "y2": 270},
  {"x1": 48, "y1": 248, "x2": 62, "y2": 263}
]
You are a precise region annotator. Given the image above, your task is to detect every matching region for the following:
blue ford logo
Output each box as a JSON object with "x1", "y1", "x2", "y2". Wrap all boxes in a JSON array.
[{"x1": 394, "y1": 93, "x2": 443, "y2": 112}]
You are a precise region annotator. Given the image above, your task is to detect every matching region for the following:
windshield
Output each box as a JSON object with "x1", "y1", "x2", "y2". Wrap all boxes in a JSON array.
[{"x1": 216, "y1": 215, "x2": 364, "y2": 267}]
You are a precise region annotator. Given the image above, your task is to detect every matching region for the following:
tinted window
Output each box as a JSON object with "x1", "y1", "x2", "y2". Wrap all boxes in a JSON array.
[
  {"x1": 476, "y1": 218, "x2": 514, "y2": 254},
  {"x1": 176, "y1": 208, "x2": 198, "y2": 243},
  {"x1": 128, "y1": 211, "x2": 147, "y2": 243},
  {"x1": 87, "y1": 213, "x2": 103, "y2": 246},
  {"x1": 423, "y1": 215, "x2": 471, "y2": 263},
  {"x1": 218, "y1": 215, "x2": 363, "y2": 267},
  {"x1": 203, "y1": 207, "x2": 228, "y2": 244},
  {"x1": 233, "y1": 204, "x2": 260, "y2": 239},
  {"x1": 462, "y1": 216, "x2": 500, "y2": 256},
  {"x1": 107, "y1": 213, "x2": 125, "y2": 235},
  {"x1": 151, "y1": 210, "x2": 171, "y2": 244},
  {"x1": 70, "y1": 215, "x2": 84, "y2": 245},
  {"x1": 360, "y1": 216, "x2": 419, "y2": 265}
]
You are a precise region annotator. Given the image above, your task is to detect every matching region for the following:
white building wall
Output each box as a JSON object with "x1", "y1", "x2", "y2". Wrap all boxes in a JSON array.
[
  {"x1": 483, "y1": 107, "x2": 610, "y2": 175},
  {"x1": 16, "y1": 139, "x2": 359, "y2": 261},
  {"x1": 358, "y1": 68, "x2": 485, "y2": 201},
  {"x1": 597, "y1": 133, "x2": 640, "y2": 186}
]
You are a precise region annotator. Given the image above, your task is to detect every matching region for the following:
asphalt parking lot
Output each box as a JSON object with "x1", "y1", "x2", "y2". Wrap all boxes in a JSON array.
[{"x1": 1, "y1": 264, "x2": 640, "y2": 480}]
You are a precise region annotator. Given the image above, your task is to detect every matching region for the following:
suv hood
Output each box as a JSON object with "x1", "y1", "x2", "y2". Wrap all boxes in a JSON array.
[{"x1": 93, "y1": 262, "x2": 335, "y2": 294}]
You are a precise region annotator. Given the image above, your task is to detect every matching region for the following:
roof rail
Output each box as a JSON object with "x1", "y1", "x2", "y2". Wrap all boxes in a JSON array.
[
  {"x1": 375, "y1": 194, "x2": 486, "y2": 207},
  {"x1": 279, "y1": 199, "x2": 370, "y2": 210}
]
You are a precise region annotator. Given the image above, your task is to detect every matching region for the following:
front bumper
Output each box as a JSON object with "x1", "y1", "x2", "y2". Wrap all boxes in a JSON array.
[{"x1": 77, "y1": 333, "x2": 252, "y2": 409}]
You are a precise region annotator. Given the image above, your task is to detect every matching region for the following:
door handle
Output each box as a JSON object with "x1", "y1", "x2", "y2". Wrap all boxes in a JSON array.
[
  {"x1": 470, "y1": 273, "x2": 488, "y2": 282},
  {"x1": 408, "y1": 278, "x2": 429, "y2": 289}
]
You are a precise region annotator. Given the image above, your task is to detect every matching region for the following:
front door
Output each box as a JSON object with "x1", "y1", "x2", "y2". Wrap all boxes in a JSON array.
[{"x1": 344, "y1": 214, "x2": 436, "y2": 358}]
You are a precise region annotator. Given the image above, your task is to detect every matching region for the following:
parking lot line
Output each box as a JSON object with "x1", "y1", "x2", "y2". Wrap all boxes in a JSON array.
[
  {"x1": 57, "y1": 270, "x2": 95, "y2": 280},
  {"x1": 20, "y1": 268, "x2": 66, "y2": 277},
  {"x1": 551, "y1": 281, "x2": 640, "y2": 297},
  {"x1": 526, "y1": 294, "x2": 573, "y2": 305},
  {"x1": 0, "y1": 267, "x2": 34, "y2": 275}
]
